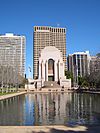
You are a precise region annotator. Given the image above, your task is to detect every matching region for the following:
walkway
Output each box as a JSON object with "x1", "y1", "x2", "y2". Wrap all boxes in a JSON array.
[
  {"x1": 0, "y1": 91, "x2": 26, "y2": 101},
  {"x1": 1, "y1": 125, "x2": 100, "y2": 133},
  {"x1": 0, "y1": 125, "x2": 87, "y2": 133}
]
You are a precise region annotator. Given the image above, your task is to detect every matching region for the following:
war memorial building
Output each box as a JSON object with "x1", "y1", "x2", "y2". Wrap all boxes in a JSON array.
[{"x1": 38, "y1": 46, "x2": 65, "y2": 82}]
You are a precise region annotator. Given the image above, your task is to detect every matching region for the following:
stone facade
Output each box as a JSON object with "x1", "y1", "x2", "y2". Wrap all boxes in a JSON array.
[{"x1": 38, "y1": 46, "x2": 64, "y2": 82}]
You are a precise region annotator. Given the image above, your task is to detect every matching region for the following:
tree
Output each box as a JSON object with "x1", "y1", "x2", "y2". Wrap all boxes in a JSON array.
[
  {"x1": 78, "y1": 76, "x2": 89, "y2": 87},
  {"x1": 96, "y1": 53, "x2": 100, "y2": 57},
  {"x1": 18, "y1": 74, "x2": 28, "y2": 88},
  {"x1": 65, "y1": 70, "x2": 73, "y2": 84},
  {"x1": 85, "y1": 71, "x2": 100, "y2": 89}
]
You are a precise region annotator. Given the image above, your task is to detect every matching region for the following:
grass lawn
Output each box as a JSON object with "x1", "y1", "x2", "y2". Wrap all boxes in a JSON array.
[
  {"x1": 0, "y1": 89, "x2": 17, "y2": 96},
  {"x1": 0, "y1": 92, "x2": 17, "y2": 96}
]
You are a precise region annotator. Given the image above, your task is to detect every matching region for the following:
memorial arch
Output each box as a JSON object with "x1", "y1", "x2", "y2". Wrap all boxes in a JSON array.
[{"x1": 38, "y1": 46, "x2": 64, "y2": 82}]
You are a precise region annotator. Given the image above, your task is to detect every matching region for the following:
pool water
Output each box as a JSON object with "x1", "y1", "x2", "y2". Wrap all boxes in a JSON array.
[{"x1": 0, "y1": 93, "x2": 100, "y2": 126}]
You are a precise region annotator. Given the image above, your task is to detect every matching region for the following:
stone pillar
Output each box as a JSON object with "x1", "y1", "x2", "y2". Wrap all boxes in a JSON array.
[
  {"x1": 45, "y1": 62, "x2": 47, "y2": 81},
  {"x1": 46, "y1": 60, "x2": 48, "y2": 81},
  {"x1": 60, "y1": 62, "x2": 64, "y2": 79},
  {"x1": 58, "y1": 60, "x2": 60, "y2": 80},
  {"x1": 41, "y1": 61, "x2": 43, "y2": 79},
  {"x1": 57, "y1": 61, "x2": 59, "y2": 81},
  {"x1": 54, "y1": 60, "x2": 58, "y2": 81},
  {"x1": 63, "y1": 62, "x2": 65, "y2": 77},
  {"x1": 39, "y1": 62, "x2": 41, "y2": 79},
  {"x1": 42, "y1": 61, "x2": 45, "y2": 81}
]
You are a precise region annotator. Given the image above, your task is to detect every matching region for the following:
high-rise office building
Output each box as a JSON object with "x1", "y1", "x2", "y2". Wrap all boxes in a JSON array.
[
  {"x1": 33, "y1": 26, "x2": 67, "y2": 78},
  {"x1": 67, "y1": 51, "x2": 90, "y2": 83},
  {"x1": 0, "y1": 33, "x2": 25, "y2": 77}
]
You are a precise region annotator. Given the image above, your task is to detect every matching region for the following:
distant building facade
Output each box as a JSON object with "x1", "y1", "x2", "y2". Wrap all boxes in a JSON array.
[
  {"x1": 33, "y1": 26, "x2": 67, "y2": 79},
  {"x1": 90, "y1": 56, "x2": 100, "y2": 73},
  {"x1": 68, "y1": 51, "x2": 90, "y2": 83},
  {"x1": 0, "y1": 33, "x2": 26, "y2": 77}
]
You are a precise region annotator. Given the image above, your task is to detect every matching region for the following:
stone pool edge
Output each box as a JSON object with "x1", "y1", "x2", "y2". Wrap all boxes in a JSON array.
[{"x1": 0, "y1": 91, "x2": 26, "y2": 101}]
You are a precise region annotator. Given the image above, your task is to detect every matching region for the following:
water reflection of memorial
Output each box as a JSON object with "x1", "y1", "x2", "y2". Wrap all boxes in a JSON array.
[
  {"x1": 33, "y1": 93, "x2": 100, "y2": 125},
  {"x1": 0, "y1": 93, "x2": 100, "y2": 125}
]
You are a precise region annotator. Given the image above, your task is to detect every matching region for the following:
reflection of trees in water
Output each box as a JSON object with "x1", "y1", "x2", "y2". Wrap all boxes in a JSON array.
[
  {"x1": 92, "y1": 94, "x2": 100, "y2": 113},
  {"x1": 65, "y1": 93, "x2": 100, "y2": 125},
  {"x1": 34, "y1": 94, "x2": 40, "y2": 125},
  {"x1": 0, "y1": 95, "x2": 25, "y2": 125}
]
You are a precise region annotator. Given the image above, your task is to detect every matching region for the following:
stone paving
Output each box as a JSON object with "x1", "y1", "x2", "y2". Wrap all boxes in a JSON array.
[
  {"x1": 0, "y1": 91, "x2": 26, "y2": 101},
  {"x1": 0, "y1": 125, "x2": 88, "y2": 133},
  {"x1": 0, "y1": 125, "x2": 100, "y2": 133}
]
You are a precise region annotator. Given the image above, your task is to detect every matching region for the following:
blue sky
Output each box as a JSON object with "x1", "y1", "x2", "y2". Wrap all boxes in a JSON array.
[{"x1": 0, "y1": 0, "x2": 100, "y2": 77}]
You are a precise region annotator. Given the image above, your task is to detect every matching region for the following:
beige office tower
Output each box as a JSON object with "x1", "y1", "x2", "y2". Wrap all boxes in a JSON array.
[
  {"x1": 0, "y1": 33, "x2": 25, "y2": 77},
  {"x1": 33, "y1": 26, "x2": 67, "y2": 78}
]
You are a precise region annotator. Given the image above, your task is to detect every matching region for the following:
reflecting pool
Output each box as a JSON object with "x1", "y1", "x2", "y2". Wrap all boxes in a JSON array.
[{"x1": 0, "y1": 93, "x2": 100, "y2": 126}]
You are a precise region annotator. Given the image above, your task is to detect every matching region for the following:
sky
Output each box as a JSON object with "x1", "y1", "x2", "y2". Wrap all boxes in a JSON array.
[{"x1": 0, "y1": 0, "x2": 100, "y2": 78}]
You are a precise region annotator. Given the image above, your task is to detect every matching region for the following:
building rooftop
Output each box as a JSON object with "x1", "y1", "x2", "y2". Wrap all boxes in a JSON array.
[
  {"x1": 69, "y1": 51, "x2": 90, "y2": 56},
  {"x1": 0, "y1": 33, "x2": 25, "y2": 37}
]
